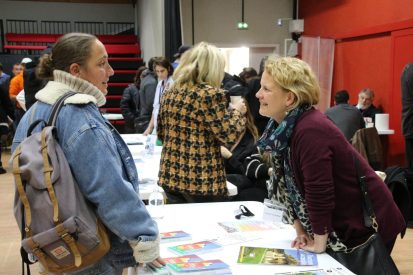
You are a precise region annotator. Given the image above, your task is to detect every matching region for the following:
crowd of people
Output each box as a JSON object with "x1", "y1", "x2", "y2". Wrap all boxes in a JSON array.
[{"x1": 0, "y1": 32, "x2": 407, "y2": 274}]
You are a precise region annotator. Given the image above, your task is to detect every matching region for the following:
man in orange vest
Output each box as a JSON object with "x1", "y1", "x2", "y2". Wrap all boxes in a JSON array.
[{"x1": 9, "y1": 57, "x2": 31, "y2": 129}]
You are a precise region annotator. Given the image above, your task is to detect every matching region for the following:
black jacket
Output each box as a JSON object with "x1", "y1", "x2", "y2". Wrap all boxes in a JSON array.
[
  {"x1": 120, "y1": 84, "x2": 138, "y2": 124},
  {"x1": 401, "y1": 62, "x2": 413, "y2": 138},
  {"x1": 0, "y1": 76, "x2": 14, "y2": 122}
]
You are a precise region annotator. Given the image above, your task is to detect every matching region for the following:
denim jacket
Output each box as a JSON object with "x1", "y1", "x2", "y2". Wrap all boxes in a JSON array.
[{"x1": 12, "y1": 70, "x2": 159, "y2": 274}]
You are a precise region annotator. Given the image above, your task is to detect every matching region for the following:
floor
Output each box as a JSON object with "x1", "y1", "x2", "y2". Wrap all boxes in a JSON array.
[{"x1": 1, "y1": 149, "x2": 412, "y2": 274}]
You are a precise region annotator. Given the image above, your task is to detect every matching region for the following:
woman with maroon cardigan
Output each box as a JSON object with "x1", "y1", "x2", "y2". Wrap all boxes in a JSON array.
[{"x1": 256, "y1": 57, "x2": 405, "y2": 268}]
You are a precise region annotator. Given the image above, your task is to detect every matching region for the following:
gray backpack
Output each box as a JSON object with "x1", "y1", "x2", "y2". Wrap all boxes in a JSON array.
[{"x1": 11, "y1": 93, "x2": 110, "y2": 273}]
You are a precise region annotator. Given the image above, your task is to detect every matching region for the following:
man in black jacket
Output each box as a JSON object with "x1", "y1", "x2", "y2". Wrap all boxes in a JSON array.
[
  {"x1": 134, "y1": 57, "x2": 158, "y2": 133},
  {"x1": 0, "y1": 68, "x2": 15, "y2": 174},
  {"x1": 356, "y1": 88, "x2": 382, "y2": 122},
  {"x1": 401, "y1": 62, "x2": 413, "y2": 170}
]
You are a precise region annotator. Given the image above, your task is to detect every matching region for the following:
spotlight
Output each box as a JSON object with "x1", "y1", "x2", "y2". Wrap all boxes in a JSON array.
[{"x1": 277, "y1": 19, "x2": 282, "y2": 26}]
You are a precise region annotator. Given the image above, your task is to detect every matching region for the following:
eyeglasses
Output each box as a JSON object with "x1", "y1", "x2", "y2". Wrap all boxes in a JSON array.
[{"x1": 235, "y1": 205, "x2": 255, "y2": 219}]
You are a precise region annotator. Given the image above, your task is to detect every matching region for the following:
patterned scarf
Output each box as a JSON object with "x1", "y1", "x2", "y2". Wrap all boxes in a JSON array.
[
  {"x1": 257, "y1": 105, "x2": 347, "y2": 252},
  {"x1": 257, "y1": 105, "x2": 312, "y2": 228}
]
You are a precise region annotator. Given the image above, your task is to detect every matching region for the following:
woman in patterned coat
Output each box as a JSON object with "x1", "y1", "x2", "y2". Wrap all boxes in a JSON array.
[{"x1": 157, "y1": 42, "x2": 247, "y2": 203}]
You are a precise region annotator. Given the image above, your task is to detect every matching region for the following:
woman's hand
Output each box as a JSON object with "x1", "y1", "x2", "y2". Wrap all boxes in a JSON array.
[
  {"x1": 148, "y1": 257, "x2": 166, "y2": 268},
  {"x1": 231, "y1": 99, "x2": 247, "y2": 115},
  {"x1": 291, "y1": 220, "x2": 328, "y2": 253},
  {"x1": 300, "y1": 233, "x2": 328, "y2": 253},
  {"x1": 220, "y1": 146, "x2": 232, "y2": 159},
  {"x1": 291, "y1": 232, "x2": 313, "y2": 249}
]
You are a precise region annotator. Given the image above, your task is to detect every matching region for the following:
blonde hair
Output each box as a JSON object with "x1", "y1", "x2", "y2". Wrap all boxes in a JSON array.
[
  {"x1": 172, "y1": 41, "x2": 225, "y2": 89},
  {"x1": 265, "y1": 56, "x2": 320, "y2": 110}
]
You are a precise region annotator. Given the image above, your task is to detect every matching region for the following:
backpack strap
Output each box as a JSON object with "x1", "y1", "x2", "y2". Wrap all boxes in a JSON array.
[
  {"x1": 12, "y1": 146, "x2": 33, "y2": 237},
  {"x1": 40, "y1": 128, "x2": 60, "y2": 224},
  {"x1": 47, "y1": 92, "x2": 77, "y2": 127}
]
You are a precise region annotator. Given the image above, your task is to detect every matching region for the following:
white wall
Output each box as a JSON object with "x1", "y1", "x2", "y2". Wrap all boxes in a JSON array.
[
  {"x1": 180, "y1": 0, "x2": 293, "y2": 53},
  {"x1": 0, "y1": 0, "x2": 134, "y2": 23},
  {"x1": 136, "y1": 0, "x2": 164, "y2": 64}
]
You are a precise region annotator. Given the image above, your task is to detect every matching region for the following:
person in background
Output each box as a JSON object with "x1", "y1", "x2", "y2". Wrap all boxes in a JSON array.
[
  {"x1": 325, "y1": 90, "x2": 365, "y2": 141},
  {"x1": 120, "y1": 66, "x2": 146, "y2": 133},
  {"x1": 356, "y1": 88, "x2": 382, "y2": 122},
  {"x1": 12, "y1": 33, "x2": 164, "y2": 274},
  {"x1": 0, "y1": 63, "x2": 14, "y2": 174},
  {"x1": 11, "y1": 63, "x2": 23, "y2": 79},
  {"x1": 401, "y1": 61, "x2": 413, "y2": 171},
  {"x1": 157, "y1": 42, "x2": 247, "y2": 203},
  {"x1": 0, "y1": 63, "x2": 10, "y2": 87},
  {"x1": 256, "y1": 57, "x2": 404, "y2": 268},
  {"x1": 171, "y1": 45, "x2": 191, "y2": 69},
  {"x1": 24, "y1": 47, "x2": 52, "y2": 110},
  {"x1": 143, "y1": 57, "x2": 174, "y2": 136},
  {"x1": 135, "y1": 57, "x2": 157, "y2": 133},
  {"x1": 9, "y1": 57, "x2": 32, "y2": 129},
  {"x1": 220, "y1": 96, "x2": 267, "y2": 202},
  {"x1": 221, "y1": 97, "x2": 258, "y2": 175},
  {"x1": 239, "y1": 67, "x2": 258, "y2": 83},
  {"x1": 246, "y1": 56, "x2": 270, "y2": 135}
]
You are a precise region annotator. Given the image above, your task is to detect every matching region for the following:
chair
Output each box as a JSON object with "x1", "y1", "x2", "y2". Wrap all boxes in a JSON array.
[{"x1": 351, "y1": 127, "x2": 384, "y2": 170}]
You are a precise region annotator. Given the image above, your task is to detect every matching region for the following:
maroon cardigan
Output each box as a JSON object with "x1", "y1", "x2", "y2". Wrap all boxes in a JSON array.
[{"x1": 289, "y1": 109, "x2": 405, "y2": 248}]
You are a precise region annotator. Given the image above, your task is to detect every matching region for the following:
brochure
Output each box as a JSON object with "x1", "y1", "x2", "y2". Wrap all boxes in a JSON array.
[
  {"x1": 146, "y1": 255, "x2": 203, "y2": 274},
  {"x1": 273, "y1": 267, "x2": 355, "y2": 275},
  {"x1": 217, "y1": 220, "x2": 284, "y2": 233},
  {"x1": 168, "y1": 240, "x2": 222, "y2": 255},
  {"x1": 237, "y1": 246, "x2": 318, "y2": 266},
  {"x1": 167, "y1": 259, "x2": 231, "y2": 274},
  {"x1": 160, "y1": 230, "x2": 192, "y2": 243}
]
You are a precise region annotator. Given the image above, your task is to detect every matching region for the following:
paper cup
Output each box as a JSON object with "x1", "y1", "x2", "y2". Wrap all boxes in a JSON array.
[
  {"x1": 230, "y1": 96, "x2": 242, "y2": 105},
  {"x1": 375, "y1": 113, "x2": 389, "y2": 130}
]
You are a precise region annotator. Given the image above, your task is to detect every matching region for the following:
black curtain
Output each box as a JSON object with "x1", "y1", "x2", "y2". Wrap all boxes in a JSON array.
[{"x1": 164, "y1": 0, "x2": 182, "y2": 62}]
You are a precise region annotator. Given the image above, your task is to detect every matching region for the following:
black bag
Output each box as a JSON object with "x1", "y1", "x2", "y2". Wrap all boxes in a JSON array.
[
  {"x1": 327, "y1": 233, "x2": 399, "y2": 275},
  {"x1": 327, "y1": 156, "x2": 400, "y2": 275}
]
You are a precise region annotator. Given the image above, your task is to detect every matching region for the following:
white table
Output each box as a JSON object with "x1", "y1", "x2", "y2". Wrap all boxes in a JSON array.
[
  {"x1": 132, "y1": 201, "x2": 354, "y2": 275},
  {"x1": 102, "y1": 113, "x2": 124, "y2": 120},
  {"x1": 121, "y1": 134, "x2": 238, "y2": 199},
  {"x1": 377, "y1": 129, "x2": 395, "y2": 135}
]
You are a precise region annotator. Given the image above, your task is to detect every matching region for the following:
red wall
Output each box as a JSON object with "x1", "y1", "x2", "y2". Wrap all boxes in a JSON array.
[{"x1": 300, "y1": 0, "x2": 413, "y2": 166}]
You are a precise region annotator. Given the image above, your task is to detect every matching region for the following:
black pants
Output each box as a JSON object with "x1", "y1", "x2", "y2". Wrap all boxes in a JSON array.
[{"x1": 164, "y1": 190, "x2": 228, "y2": 204}]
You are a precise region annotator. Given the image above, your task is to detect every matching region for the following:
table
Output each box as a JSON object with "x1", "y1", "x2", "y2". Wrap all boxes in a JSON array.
[
  {"x1": 131, "y1": 201, "x2": 354, "y2": 275},
  {"x1": 120, "y1": 134, "x2": 238, "y2": 199},
  {"x1": 102, "y1": 113, "x2": 124, "y2": 120},
  {"x1": 377, "y1": 129, "x2": 395, "y2": 135}
]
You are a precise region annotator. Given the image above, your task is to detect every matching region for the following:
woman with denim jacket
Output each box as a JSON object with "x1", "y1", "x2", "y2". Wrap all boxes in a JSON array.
[{"x1": 11, "y1": 33, "x2": 164, "y2": 274}]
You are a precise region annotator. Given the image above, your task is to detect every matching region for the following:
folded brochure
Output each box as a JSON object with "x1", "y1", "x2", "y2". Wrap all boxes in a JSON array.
[
  {"x1": 168, "y1": 240, "x2": 222, "y2": 255},
  {"x1": 237, "y1": 246, "x2": 318, "y2": 266},
  {"x1": 160, "y1": 230, "x2": 192, "y2": 243}
]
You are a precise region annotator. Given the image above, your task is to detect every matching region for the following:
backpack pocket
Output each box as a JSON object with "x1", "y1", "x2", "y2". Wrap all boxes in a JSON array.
[{"x1": 21, "y1": 216, "x2": 109, "y2": 273}]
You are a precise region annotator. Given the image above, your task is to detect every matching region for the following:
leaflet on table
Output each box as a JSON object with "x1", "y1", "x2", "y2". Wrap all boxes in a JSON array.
[
  {"x1": 146, "y1": 255, "x2": 203, "y2": 274},
  {"x1": 237, "y1": 246, "x2": 318, "y2": 266},
  {"x1": 168, "y1": 240, "x2": 222, "y2": 255},
  {"x1": 160, "y1": 230, "x2": 192, "y2": 243},
  {"x1": 217, "y1": 219, "x2": 287, "y2": 233},
  {"x1": 167, "y1": 259, "x2": 231, "y2": 274},
  {"x1": 146, "y1": 255, "x2": 232, "y2": 275},
  {"x1": 273, "y1": 267, "x2": 355, "y2": 275},
  {"x1": 213, "y1": 232, "x2": 262, "y2": 246}
]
